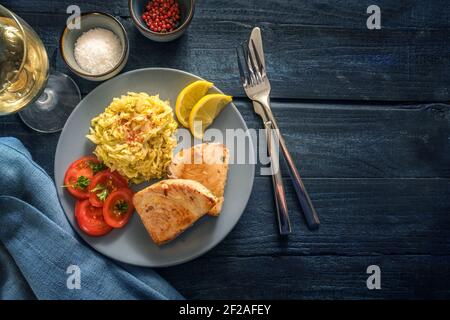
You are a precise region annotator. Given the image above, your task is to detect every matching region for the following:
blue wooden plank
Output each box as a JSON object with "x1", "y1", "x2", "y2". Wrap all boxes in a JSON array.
[
  {"x1": 3, "y1": 99, "x2": 450, "y2": 180},
  {"x1": 2, "y1": 1, "x2": 450, "y2": 101},
  {"x1": 158, "y1": 255, "x2": 450, "y2": 299},
  {"x1": 5, "y1": 0, "x2": 450, "y2": 28},
  {"x1": 209, "y1": 176, "x2": 450, "y2": 257},
  {"x1": 240, "y1": 101, "x2": 450, "y2": 179}
]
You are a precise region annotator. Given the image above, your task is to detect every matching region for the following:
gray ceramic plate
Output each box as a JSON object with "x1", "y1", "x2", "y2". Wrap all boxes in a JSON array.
[{"x1": 54, "y1": 68, "x2": 255, "y2": 267}]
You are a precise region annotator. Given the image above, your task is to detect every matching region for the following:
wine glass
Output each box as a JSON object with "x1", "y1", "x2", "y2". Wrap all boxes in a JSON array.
[{"x1": 0, "y1": 4, "x2": 80, "y2": 133}]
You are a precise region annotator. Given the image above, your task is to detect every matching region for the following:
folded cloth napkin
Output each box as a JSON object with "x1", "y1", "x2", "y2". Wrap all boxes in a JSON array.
[{"x1": 0, "y1": 137, "x2": 183, "y2": 300}]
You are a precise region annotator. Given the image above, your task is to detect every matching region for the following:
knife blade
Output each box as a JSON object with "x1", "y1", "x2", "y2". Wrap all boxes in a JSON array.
[{"x1": 249, "y1": 27, "x2": 267, "y2": 119}]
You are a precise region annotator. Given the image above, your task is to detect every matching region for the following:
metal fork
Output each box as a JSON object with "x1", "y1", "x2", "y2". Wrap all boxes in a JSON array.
[
  {"x1": 237, "y1": 30, "x2": 320, "y2": 230},
  {"x1": 237, "y1": 44, "x2": 291, "y2": 235}
]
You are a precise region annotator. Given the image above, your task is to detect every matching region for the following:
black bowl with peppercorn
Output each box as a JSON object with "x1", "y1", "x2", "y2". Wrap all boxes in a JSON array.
[{"x1": 129, "y1": 0, "x2": 195, "y2": 42}]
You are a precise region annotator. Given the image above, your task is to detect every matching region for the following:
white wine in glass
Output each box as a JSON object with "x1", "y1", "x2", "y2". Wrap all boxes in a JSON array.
[{"x1": 0, "y1": 5, "x2": 80, "y2": 132}]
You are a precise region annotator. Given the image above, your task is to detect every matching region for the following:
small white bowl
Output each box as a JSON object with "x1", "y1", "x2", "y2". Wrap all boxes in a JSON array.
[{"x1": 60, "y1": 12, "x2": 129, "y2": 81}]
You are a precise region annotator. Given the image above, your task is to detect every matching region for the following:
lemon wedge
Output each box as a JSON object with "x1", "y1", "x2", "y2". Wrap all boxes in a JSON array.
[
  {"x1": 175, "y1": 80, "x2": 214, "y2": 128},
  {"x1": 189, "y1": 94, "x2": 233, "y2": 139}
]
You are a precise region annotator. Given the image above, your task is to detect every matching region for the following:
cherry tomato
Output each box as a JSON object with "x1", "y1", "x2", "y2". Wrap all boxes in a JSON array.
[
  {"x1": 75, "y1": 200, "x2": 112, "y2": 236},
  {"x1": 88, "y1": 170, "x2": 128, "y2": 207},
  {"x1": 103, "y1": 188, "x2": 134, "y2": 228}
]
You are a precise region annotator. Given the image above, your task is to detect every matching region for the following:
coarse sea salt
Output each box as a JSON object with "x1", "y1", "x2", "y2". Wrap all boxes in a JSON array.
[{"x1": 74, "y1": 28, "x2": 122, "y2": 75}]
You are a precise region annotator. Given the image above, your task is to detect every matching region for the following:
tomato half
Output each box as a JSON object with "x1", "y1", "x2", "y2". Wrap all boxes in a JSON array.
[
  {"x1": 103, "y1": 188, "x2": 134, "y2": 228},
  {"x1": 88, "y1": 170, "x2": 128, "y2": 207},
  {"x1": 75, "y1": 200, "x2": 112, "y2": 236}
]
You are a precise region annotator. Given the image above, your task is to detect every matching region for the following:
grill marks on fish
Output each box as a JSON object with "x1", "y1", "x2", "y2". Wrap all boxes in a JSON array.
[{"x1": 133, "y1": 179, "x2": 218, "y2": 245}]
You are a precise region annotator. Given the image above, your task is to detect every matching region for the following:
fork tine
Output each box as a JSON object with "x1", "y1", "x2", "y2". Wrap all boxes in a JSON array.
[
  {"x1": 236, "y1": 47, "x2": 248, "y2": 86},
  {"x1": 250, "y1": 39, "x2": 265, "y2": 77},
  {"x1": 242, "y1": 41, "x2": 257, "y2": 85},
  {"x1": 244, "y1": 41, "x2": 260, "y2": 83}
]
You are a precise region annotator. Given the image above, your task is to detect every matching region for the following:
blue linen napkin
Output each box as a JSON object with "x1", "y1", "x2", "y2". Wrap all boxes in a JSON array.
[{"x1": 0, "y1": 137, "x2": 183, "y2": 300}]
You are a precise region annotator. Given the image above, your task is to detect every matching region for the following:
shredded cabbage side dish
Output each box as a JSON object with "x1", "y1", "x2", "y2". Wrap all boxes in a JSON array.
[{"x1": 87, "y1": 92, "x2": 178, "y2": 184}]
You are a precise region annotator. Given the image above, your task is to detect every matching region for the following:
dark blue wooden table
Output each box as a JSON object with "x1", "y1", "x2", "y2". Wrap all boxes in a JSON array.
[{"x1": 1, "y1": 0, "x2": 450, "y2": 299}]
